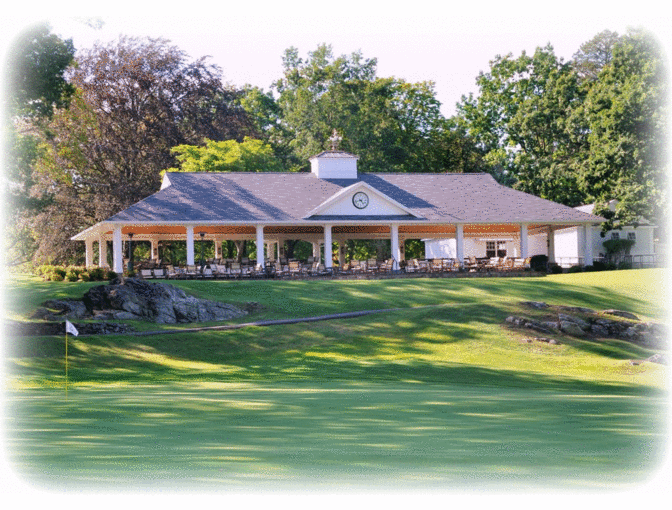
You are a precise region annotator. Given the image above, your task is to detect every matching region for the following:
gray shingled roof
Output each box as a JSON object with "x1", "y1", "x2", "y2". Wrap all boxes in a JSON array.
[{"x1": 103, "y1": 172, "x2": 603, "y2": 225}]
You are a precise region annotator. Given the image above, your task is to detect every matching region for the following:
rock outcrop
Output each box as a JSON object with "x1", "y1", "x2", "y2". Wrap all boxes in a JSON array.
[
  {"x1": 507, "y1": 301, "x2": 666, "y2": 350},
  {"x1": 31, "y1": 277, "x2": 248, "y2": 325}
]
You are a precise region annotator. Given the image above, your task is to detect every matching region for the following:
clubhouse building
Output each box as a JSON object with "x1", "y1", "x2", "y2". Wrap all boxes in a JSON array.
[{"x1": 71, "y1": 148, "x2": 605, "y2": 273}]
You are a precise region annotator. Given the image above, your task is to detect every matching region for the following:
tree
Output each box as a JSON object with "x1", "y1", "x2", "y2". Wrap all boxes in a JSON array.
[
  {"x1": 456, "y1": 45, "x2": 589, "y2": 205},
  {"x1": 3, "y1": 23, "x2": 75, "y2": 266},
  {"x1": 579, "y1": 29, "x2": 668, "y2": 229},
  {"x1": 572, "y1": 30, "x2": 621, "y2": 82},
  {"x1": 167, "y1": 137, "x2": 283, "y2": 173},
  {"x1": 4, "y1": 23, "x2": 75, "y2": 119},
  {"x1": 272, "y1": 44, "x2": 454, "y2": 173},
  {"x1": 31, "y1": 36, "x2": 255, "y2": 263}
]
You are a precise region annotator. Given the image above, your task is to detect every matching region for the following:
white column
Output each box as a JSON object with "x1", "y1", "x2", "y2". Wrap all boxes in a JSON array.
[
  {"x1": 547, "y1": 227, "x2": 555, "y2": 263},
  {"x1": 520, "y1": 224, "x2": 529, "y2": 259},
  {"x1": 456, "y1": 224, "x2": 464, "y2": 266},
  {"x1": 186, "y1": 226, "x2": 195, "y2": 265},
  {"x1": 266, "y1": 240, "x2": 274, "y2": 261},
  {"x1": 85, "y1": 238, "x2": 94, "y2": 267},
  {"x1": 150, "y1": 237, "x2": 159, "y2": 261},
  {"x1": 215, "y1": 237, "x2": 222, "y2": 260},
  {"x1": 324, "y1": 225, "x2": 332, "y2": 269},
  {"x1": 584, "y1": 224, "x2": 593, "y2": 266},
  {"x1": 390, "y1": 224, "x2": 400, "y2": 270},
  {"x1": 98, "y1": 236, "x2": 108, "y2": 268},
  {"x1": 113, "y1": 227, "x2": 123, "y2": 274},
  {"x1": 256, "y1": 225, "x2": 265, "y2": 268}
]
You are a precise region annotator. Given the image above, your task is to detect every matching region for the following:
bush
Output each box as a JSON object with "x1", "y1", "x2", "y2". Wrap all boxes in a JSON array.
[
  {"x1": 548, "y1": 263, "x2": 563, "y2": 274},
  {"x1": 567, "y1": 265, "x2": 583, "y2": 273},
  {"x1": 590, "y1": 260, "x2": 607, "y2": 271},
  {"x1": 617, "y1": 261, "x2": 632, "y2": 270},
  {"x1": 88, "y1": 267, "x2": 106, "y2": 281},
  {"x1": 530, "y1": 254, "x2": 548, "y2": 272}
]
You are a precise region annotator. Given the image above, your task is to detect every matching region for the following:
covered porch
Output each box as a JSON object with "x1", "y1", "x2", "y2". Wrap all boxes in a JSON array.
[{"x1": 76, "y1": 220, "x2": 597, "y2": 276}]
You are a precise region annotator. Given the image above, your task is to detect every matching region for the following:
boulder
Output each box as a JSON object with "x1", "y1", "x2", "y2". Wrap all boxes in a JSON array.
[
  {"x1": 81, "y1": 277, "x2": 247, "y2": 324},
  {"x1": 601, "y1": 309, "x2": 639, "y2": 321},
  {"x1": 520, "y1": 301, "x2": 549, "y2": 309},
  {"x1": 558, "y1": 313, "x2": 591, "y2": 331},
  {"x1": 559, "y1": 321, "x2": 585, "y2": 337}
]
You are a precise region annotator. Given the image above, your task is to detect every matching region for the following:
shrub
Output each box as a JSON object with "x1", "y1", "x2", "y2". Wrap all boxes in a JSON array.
[
  {"x1": 79, "y1": 271, "x2": 91, "y2": 282},
  {"x1": 530, "y1": 254, "x2": 548, "y2": 272},
  {"x1": 617, "y1": 261, "x2": 632, "y2": 270},
  {"x1": 88, "y1": 267, "x2": 106, "y2": 281},
  {"x1": 590, "y1": 260, "x2": 607, "y2": 271},
  {"x1": 548, "y1": 263, "x2": 563, "y2": 274},
  {"x1": 567, "y1": 265, "x2": 583, "y2": 273},
  {"x1": 107, "y1": 270, "x2": 118, "y2": 280}
]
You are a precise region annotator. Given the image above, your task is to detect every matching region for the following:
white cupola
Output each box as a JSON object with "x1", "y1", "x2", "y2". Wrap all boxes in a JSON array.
[{"x1": 309, "y1": 129, "x2": 359, "y2": 179}]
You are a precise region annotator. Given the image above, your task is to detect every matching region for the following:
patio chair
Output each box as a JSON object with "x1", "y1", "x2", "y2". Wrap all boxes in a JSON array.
[
  {"x1": 153, "y1": 268, "x2": 166, "y2": 279},
  {"x1": 484, "y1": 257, "x2": 500, "y2": 270},
  {"x1": 445, "y1": 258, "x2": 460, "y2": 272},
  {"x1": 464, "y1": 256, "x2": 479, "y2": 272},
  {"x1": 417, "y1": 260, "x2": 429, "y2": 273},
  {"x1": 367, "y1": 258, "x2": 378, "y2": 273},
  {"x1": 201, "y1": 266, "x2": 214, "y2": 278},
  {"x1": 405, "y1": 259, "x2": 419, "y2": 273},
  {"x1": 430, "y1": 259, "x2": 443, "y2": 273},
  {"x1": 288, "y1": 260, "x2": 303, "y2": 278},
  {"x1": 140, "y1": 269, "x2": 154, "y2": 279},
  {"x1": 511, "y1": 258, "x2": 525, "y2": 271},
  {"x1": 185, "y1": 265, "x2": 199, "y2": 278},
  {"x1": 229, "y1": 262, "x2": 242, "y2": 278}
]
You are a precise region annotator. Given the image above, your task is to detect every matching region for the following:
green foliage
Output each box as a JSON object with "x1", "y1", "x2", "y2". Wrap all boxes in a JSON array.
[
  {"x1": 270, "y1": 44, "x2": 481, "y2": 173},
  {"x1": 456, "y1": 45, "x2": 588, "y2": 205},
  {"x1": 567, "y1": 265, "x2": 584, "y2": 273},
  {"x1": 4, "y1": 23, "x2": 75, "y2": 118},
  {"x1": 29, "y1": 36, "x2": 255, "y2": 264},
  {"x1": 602, "y1": 238, "x2": 636, "y2": 255},
  {"x1": 34, "y1": 264, "x2": 110, "y2": 282},
  {"x1": 580, "y1": 29, "x2": 668, "y2": 229},
  {"x1": 530, "y1": 254, "x2": 549, "y2": 272},
  {"x1": 167, "y1": 137, "x2": 283, "y2": 173}
]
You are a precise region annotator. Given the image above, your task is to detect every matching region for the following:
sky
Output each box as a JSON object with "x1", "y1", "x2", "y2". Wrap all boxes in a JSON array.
[{"x1": 2, "y1": 1, "x2": 671, "y2": 117}]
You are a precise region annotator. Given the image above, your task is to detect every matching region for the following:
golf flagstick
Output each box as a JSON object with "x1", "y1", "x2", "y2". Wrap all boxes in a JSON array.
[{"x1": 65, "y1": 320, "x2": 79, "y2": 397}]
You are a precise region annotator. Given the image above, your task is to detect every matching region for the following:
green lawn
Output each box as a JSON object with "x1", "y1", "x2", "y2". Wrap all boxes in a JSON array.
[{"x1": 2, "y1": 269, "x2": 668, "y2": 491}]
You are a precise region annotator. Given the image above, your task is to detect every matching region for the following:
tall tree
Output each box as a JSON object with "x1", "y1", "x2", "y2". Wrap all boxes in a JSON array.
[
  {"x1": 579, "y1": 29, "x2": 668, "y2": 229},
  {"x1": 3, "y1": 23, "x2": 75, "y2": 266},
  {"x1": 31, "y1": 36, "x2": 255, "y2": 263},
  {"x1": 572, "y1": 30, "x2": 621, "y2": 82},
  {"x1": 272, "y1": 44, "x2": 455, "y2": 173},
  {"x1": 456, "y1": 45, "x2": 589, "y2": 205}
]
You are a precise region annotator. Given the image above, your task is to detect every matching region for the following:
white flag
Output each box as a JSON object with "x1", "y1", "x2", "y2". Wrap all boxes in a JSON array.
[{"x1": 65, "y1": 320, "x2": 79, "y2": 337}]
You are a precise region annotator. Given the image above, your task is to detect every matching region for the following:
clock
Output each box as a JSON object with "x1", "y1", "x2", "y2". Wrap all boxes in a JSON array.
[{"x1": 352, "y1": 191, "x2": 369, "y2": 209}]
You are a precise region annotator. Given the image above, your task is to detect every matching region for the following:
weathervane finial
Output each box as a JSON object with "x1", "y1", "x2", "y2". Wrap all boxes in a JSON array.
[{"x1": 328, "y1": 129, "x2": 342, "y2": 151}]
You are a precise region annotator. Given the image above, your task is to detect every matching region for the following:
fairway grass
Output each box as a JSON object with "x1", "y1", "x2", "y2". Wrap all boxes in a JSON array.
[{"x1": 2, "y1": 269, "x2": 669, "y2": 491}]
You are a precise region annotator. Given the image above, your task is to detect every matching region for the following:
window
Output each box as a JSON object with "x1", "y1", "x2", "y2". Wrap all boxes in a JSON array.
[
  {"x1": 486, "y1": 240, "x2": 506, "y2": 258},
  {"x1": 628, "y1": 232, "x2": 636, "y2": 242},
  {"x1": 611, "y1": 232, "x2": 620, "y2": 240}
]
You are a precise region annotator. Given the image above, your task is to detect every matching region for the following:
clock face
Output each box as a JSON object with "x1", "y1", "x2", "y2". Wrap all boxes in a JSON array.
[{"x1": 352, "y1": 191, "x2": 369, "y2": 209}]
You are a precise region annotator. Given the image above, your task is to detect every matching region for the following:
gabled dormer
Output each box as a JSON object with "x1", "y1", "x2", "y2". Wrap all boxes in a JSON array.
[{"x1": 303, "y1": 181, "x2": 421, "y2": 219}]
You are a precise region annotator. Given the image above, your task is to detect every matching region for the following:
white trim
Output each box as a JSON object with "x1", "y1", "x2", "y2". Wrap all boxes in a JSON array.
[{"x1": 302, "y1": 181, "x2": 421, "y2": 219}]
